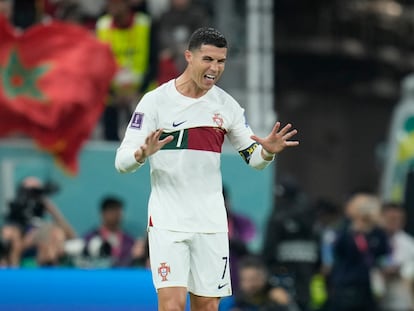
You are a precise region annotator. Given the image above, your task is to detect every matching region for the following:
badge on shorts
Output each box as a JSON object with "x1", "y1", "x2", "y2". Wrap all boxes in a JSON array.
[
  {"x1": 130, "y1": 112, "x2": 144, "y2": 129},
  {"x1": 158, "y1": 262, "x2": 171, "y2": 282}
]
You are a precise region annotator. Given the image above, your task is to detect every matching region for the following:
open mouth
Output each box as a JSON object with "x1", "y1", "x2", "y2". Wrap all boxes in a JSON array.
[{"x1": 204, "y1": 74, "x2": 216, "y2": 81}]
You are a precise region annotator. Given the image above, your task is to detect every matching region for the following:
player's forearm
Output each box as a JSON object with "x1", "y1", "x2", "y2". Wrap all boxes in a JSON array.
[
  {"x1": 238, "y1": 143, "x2": 274, "y2": 170},
  {"x1": 249, "y1": 145, "x2": 275, "y2": 170},
  {"x1": 115, "y1": 147, "x2": 145, "y2": 173}
]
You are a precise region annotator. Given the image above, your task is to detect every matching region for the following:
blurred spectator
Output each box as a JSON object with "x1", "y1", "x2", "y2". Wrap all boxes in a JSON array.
[
  {"x1": 0, "y1": 0, "x2": 13, "y2": 21},
  {"x1": 156, "y1": 0, "x2": 209, "y2": 81},
  {"x1": 262, "y1": 178, "x2": 319, "y2": 311},
  {"x1": 130, "y1": 233, "x2": 150, "y2": 268},
  {"x1": 21, "y1": 222, "x2": 74, "y2": 267},
  {"x1": 129, "y1": 0, "x2": 148, "y2": 14},
  {"x1": 83, "y1": 196, "x2": 135, "y2": 267},
  {"x1": 53, "y1": 1, "x2": 84, "y2": 25},
  {"x1": 379, "y1": 202, "x2": 414, "y2": 311},
  {"x1": 220, "y1": 255, "x2": 301, "y2": 311},
  {"x1": 313, "y1": 199, "x2": 343, "y2": 276},
  {"x1": 45, "y1": 0, "x2": 107, "y2": 29},
  {"x1": 328, "y1": 193, "x2": 391, "y2": 311},
  {"x1": 145, "y1": 0, "x2": 168, "y2": 19},
  {"x1": 0, "y1": 176, "x2": 76, "y2": 266},
  {"x1": 223, "y1": 185, "x2": 257, "y2": 292},
  {"x1": 308, "y1": 199, "x2": 343, "y2": 311},
  {"x1": 73, "y1": 0, "x2": 106, "y2": 29},
  {"x1": 95, "y1": 0, "x2": 158, "y2": 141}
]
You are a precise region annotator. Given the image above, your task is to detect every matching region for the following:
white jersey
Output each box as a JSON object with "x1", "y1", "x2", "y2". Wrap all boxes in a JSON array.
[{"x1": 115, "y1": 79, "x2": 273, "y2": 233}]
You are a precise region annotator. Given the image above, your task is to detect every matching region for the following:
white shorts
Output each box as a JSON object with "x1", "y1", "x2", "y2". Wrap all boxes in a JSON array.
[{"x1": 148, "y1": 227, "x2": 232, "y2": 297}]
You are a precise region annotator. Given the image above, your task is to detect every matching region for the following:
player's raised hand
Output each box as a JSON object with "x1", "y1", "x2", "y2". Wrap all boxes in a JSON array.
[
  {"x1": 251, "y1": 122, "x2": 299, "y2": 157},
  {"x1": 134, "y1": 129, "x2": 173, "y2": 163}
]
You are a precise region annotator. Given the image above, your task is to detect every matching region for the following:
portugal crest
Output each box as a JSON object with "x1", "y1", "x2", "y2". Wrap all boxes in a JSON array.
[
  {"x1": 212, "y1": 113, "x2": 224, "y2": 127},
  {"x1": 158, "y1": 262, "x2": 171, "y2": 282}
]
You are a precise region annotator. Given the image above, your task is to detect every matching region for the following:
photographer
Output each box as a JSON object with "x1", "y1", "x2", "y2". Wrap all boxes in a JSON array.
[{"x1": 1, "y1": 176, "x2": 76, "y2": 266}]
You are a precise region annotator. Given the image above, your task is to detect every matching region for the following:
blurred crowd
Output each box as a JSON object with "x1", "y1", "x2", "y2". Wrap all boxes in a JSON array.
[
  {"x1": 1, "y1": 1, "x2": 414, "y2": 311},
  {"x1": 1, "y1": 175, "x2": 414, "y2": 311},
  {"x1": 0, "y1": 176, "x2": 149, "y2": 269},
  {"x1": 219, "y1": 179, "x2": 414, "y2": 311},
  {"x1": 0, "y1": 0, "x2": 213, "y2": 141}
]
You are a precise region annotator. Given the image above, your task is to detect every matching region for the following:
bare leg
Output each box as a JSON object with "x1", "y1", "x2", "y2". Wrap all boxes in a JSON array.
[
  {"x1": 158, "y1": 287, "x2": 187, "y2": 311},
  {"x1": 189, "y1": 293, "x2": 220, "y2": 311}
]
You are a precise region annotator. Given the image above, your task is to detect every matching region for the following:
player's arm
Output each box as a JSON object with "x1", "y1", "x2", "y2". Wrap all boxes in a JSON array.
[
  {"x1": 226, "y1": 107, "x2": 275, "y2": 170},
  {"x1": 228, "y1": 108, "x2": 298, "y2": 169},
  {"x1": 116, "y1": 127, "x2": 172, "y2": 173},
  {"x1": 132, "y1": 129, "x2": 173, "y2": 164},
  {"x1": 115, "y1": 93, "x2": 174, "y2": 173}
]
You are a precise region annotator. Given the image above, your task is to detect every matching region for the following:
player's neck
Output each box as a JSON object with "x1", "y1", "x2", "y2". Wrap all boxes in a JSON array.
[{"x1": 175, "y1": 73, "x2": 208, "y2": 99}]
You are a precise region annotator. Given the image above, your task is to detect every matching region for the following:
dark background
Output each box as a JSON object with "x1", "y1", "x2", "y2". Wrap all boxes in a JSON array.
[{"x1": 273, "y1": 0, "x2": 414, "y2": 203}]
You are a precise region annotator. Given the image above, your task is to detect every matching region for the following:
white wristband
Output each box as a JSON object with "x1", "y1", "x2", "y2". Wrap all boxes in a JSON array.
[{"x1": 262, "y1": 147, "x2": 275, "y2": 158}]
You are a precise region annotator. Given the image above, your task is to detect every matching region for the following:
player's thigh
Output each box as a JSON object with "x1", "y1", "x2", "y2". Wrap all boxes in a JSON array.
[
  {"x1": 148, "y1": 227, "x2": 191, "y2": 289},
  {"x1": 188, "y1": 232, "x2": 232, "y2": 297}
]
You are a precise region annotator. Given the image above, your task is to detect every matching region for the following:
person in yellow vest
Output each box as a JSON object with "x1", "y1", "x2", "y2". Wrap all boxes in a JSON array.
[{"x1": 96, "y1": 0, "x2": 158, "y2": 141}]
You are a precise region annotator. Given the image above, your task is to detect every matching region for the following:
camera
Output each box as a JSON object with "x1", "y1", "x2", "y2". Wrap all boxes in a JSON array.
[{"x1": 6, "y1": 181, "x2": 60, "y2": 228}]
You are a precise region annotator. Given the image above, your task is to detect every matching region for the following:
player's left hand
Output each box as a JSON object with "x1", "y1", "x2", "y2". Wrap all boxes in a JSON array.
[{"x1": 250, "y1": 122, "x2": 299, "y2": 156}]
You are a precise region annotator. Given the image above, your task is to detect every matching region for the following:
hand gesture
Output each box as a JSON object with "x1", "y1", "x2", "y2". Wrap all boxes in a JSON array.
[
  {"x1": 251, "y1": 122, "x2": 299, "y2": 156},
  {"x1": 134, "y1": 129, "x2": 173, "y2": 163}
]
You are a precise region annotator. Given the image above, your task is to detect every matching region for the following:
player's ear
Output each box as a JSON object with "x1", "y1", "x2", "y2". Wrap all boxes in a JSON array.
[{"x1": 184, "y1": 50, "x2": 192, "y2": 63}]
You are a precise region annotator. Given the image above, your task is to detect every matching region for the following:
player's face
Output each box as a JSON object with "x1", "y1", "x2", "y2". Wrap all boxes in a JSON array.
[{"x1": 186, "y1": 44, "x2": 227, "y2": 92}]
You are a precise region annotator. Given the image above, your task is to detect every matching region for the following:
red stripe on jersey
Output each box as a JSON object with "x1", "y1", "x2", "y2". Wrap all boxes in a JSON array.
[
  {"x1": 188, "y1": 127, "x2": 226, "y2": 153},
  {"x1": 149, "y1": 216, "x2": 153, "y2": 227}
]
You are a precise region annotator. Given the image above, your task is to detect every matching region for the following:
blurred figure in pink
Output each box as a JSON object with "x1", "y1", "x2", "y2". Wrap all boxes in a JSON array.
[{"x1": 223, "y1": 186, "x2": 257, "y2": 292}]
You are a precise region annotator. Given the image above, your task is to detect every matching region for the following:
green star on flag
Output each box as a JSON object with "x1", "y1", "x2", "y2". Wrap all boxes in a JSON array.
[{"x1": 1, "y1": 49, "x2": 49, "y2": 100}]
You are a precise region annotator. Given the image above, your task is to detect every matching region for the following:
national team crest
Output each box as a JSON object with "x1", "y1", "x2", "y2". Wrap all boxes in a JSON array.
[
  {"x1": 212, "y1": 113, "x2": 224, "y2": 127},
  {"x1": 158, "y1": 262, "x2": 171, "y2": 282}
]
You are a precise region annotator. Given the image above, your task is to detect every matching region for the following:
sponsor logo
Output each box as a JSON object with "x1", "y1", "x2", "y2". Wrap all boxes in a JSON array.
[
  {"x1": 218, "y1": 283, "x2": 228, "y2": 290},
  {"x1": 212, "y1": 113, "x2": 224, "y2": 127},
  {"x1": 172, "y1": 120, "x2": 186, "y2": 127},
  {"x1": 158, "y1": 262, "x2": 171, "y2": 282},
  {"x1": 130, "y1": 112, "x2": 144, "y2": 129}
]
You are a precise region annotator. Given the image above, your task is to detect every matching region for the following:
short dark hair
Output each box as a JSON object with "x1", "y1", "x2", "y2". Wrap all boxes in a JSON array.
[
  {"x1": 382, "y1": 201, "x2": 404, "y2": 213},
  {"x1": 188, "y1": 27, "x2": 227, "y2": 51},
  {"x1": 100, "y1": 196, "x2": 123, "y2": 212},
  {"x1": 238, "y1": 255, "x2": 267, "y2": 272}
]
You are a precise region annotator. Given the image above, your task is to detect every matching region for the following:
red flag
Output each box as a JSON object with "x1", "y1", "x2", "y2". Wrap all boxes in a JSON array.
[{"x1": 0, "y1": 16, "x2": 117, "y2": 174}]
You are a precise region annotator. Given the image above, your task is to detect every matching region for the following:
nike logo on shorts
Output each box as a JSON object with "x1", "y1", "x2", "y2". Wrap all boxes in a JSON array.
[
  {"x1": 218, "y1": 283, "x2": 228, "y2": 289},
  {"x1": 172, "y1": 121, "x2": 186, "y2": 127}
]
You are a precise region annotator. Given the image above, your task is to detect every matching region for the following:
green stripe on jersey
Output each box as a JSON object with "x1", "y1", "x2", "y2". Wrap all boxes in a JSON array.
[{"x1": 160, "y1": 129, "x2": 189, "y2": 150}]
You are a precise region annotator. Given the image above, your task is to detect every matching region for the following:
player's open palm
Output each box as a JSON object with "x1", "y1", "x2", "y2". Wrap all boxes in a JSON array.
[
  {"x1": 140, "y1": 129, "x2": 173, "y2": 158},
  {"x1": 251, "y1": 122, "x2": 299, "y2": 154}
]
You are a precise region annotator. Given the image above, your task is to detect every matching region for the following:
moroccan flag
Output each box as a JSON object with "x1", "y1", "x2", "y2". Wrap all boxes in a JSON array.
[{"x1": 0, "y1": 16, "x2": 117, "y2": 174}]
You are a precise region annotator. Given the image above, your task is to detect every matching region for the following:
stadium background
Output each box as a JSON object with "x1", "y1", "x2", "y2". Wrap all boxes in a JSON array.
[{"x1": 1, "y1": 0, "x2": 414, "y2": 310}]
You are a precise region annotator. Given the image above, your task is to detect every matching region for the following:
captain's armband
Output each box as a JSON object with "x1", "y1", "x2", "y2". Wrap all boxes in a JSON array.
[{"x1": 238, "y1": 142, "x2": 259, "y2": 164}]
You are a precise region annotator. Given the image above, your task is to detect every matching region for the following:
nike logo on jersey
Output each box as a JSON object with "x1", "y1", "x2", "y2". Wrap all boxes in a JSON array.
[
  {"x1": 172, "y1": 120, "x2": 187, "y2": 127},
  {"x1": 218, "y1": 283, "x2": 228, "y2": 289}
]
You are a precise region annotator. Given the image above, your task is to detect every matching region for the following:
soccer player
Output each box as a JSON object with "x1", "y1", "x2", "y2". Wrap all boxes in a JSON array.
[{"x1": 115, "y1": 27, "x2": 299, "y2": 311}]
